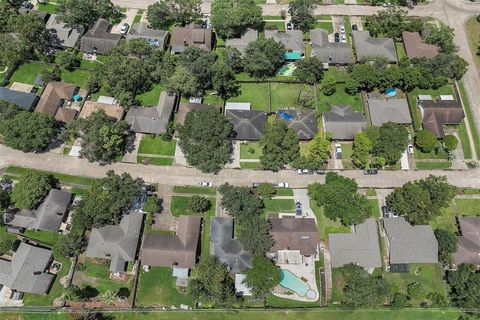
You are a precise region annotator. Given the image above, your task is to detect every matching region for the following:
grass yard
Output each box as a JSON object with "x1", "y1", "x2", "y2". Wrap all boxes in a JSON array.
[
  {"x1": 263, "y1": 199, "x2": 295, "y2": 214},
  {"x1": 458, "y1": 120, "x2": 473, "y2": 159},
  {"x1": 331, "y1": 268, "x2": 345, "y2": 302},
  {"x1": 23, "y1": 230, "x2": 59, "y2": 247},
  {"x1": 60, "y1": 69, "x2": 90, "y2": 89},
  {"x1": 317, "y1": 84, "x2": 363, "y2": 113},
  {"x1": 37, "y1": 3, "x2": 58, "y2": 13},
  {"x1": 430, "y1": 204, "x2": 457, "y2": 233},
  {"x1": 8, "y1": 63, "x2": 52, "y2": 86},
  {"x1": 135, "y1": 267, "x2": 194, "y2": 307},
  {"x1": 240, "y1": 162, "x2": 261, "y2": 169},
  {"x1": 173, "y1": 185, "x2": 217, "y2": 195},
  {"x1": 240, "y1": 142, "x2": 262, "y2": 159},
  {"x1": 395, "y1": 42, "x2": 406, "y2": 60},
  {"x1": 414, "y1": 147, "x2": 447, "y2": 160},
  {"x1": 465, "y1": 17, "x2": 480, "y2": 71},
  {"x1": 133, "y1": 14, "x2": 142, "y2": 24},
  {"x1": 415, "y1": 162, "x2": 451, "y2": 170},
  {"x1": 455, "y1": 199, "x2": 480, "y2": 217},
  {"x1": 0, "y1": 226, "x2": 17, "y2": 245},
  {"x1": 228, "y1": 83, "x2": 270, "y2": 111},
  {"x1": 265, "y1": 21, "x2": 286, "y2": 32},
  {"x1": 368, "y1": 199, "x2": 380, "y2": 218},
  {"x1": 4, "y1": 166, "x2": 97, "y2": 186},
  {"x1": 324, "y1": 67, "x2": 350, "y2": 82},
  {"x1": 137, "y1": 157, "x2": 173, "y2": 166},
  {"x1": 311, "y1": 200, "x2": 350, "y2": 240},
  {"x1": 75, "y1": 259, "x2": 132, "y2": 296},
  {"x1": 170, "y1": 196, "x2": 216, "y2": 217},
  {"x1": 275, "y1": 188, "x2": 294, "y2": 197},
  {"x1": 202, "y1": 90, "x2": 224, "y2": 106},
  {"x1": 314, "y1": 21, "x2": 333, "y2": 34},
  {"x1": 344, "y1": 17, "x2": 352, "y2": 44},
  {"x1": 265, "y1": 293, "x2": 320, "y2": 308},
  {"x1": 136, "y1": 84, "x2": 163, "y2": 106},
  {"x1": 457, "y1": 80, "x2": 480, "y2": 158},
  {"x1": 340, "y1": 143, "x2": 353, "y2": 169},
  {"x1": 366, "y1": 188, "x2": 377, "y2": 197},
  {"x1": 270, "y1": 83, "x2": 314, "y2": 110},
  {"x1": 138, "y1": 136, "x2": 176, "y2": 156}
]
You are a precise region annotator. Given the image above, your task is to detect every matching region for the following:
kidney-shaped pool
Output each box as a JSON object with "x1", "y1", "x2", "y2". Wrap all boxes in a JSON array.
[{"x1": 279, "y1": 269, "x2": 317, "y2": 300}]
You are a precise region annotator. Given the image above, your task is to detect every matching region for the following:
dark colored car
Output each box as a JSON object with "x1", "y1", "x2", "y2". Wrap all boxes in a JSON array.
[
  {"x1": 352, "y1": 24, "x2": 358, "y2": 31},
  {"x1": 314, "y1": 170, "x2": 326, "y2": 175},
  {"x1": 381, "y1": 206, "x2": 389, "y2": 218},
  {"x1": 286, "y1": 23, "x2": 293, "y2": 30},
  {"x1": 20, "y1": 1, "x2": 33, "y2": 10},
  {"x1": 334, "y1": 32, "x2": 340, "y2": 43},
  {"x1": 295, "y1": 201, "x2": 302, "y2": 216},
  {"x1": 364, "y1": 168, "x2": 378, "y2": 175}
]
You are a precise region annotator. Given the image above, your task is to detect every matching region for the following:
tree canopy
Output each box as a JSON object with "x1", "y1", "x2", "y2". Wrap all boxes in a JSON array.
[
  {"x1": 369, "y1": 122, "x2": 408, "y2": 165},
  {"x1": 244, "y1": 256, "x2": 280, "y2": 298},
  {"x1": 352, "y1": 132, "x2": 373, "y2": 169},
  {"x1": 260, "y1": 122, "x2": 300, "y2": 171},
  {"x1": 211, "y1": 0, "x2": 263, "y2": 39},
  {"x1": 434, "y1": 229, "x2": 458, "y2": 265},
  {"x1": 243, "y1": 38, "x2": 285, "y2": 79},
  {"x1": 11, "y1": 172, "x2": 57, "y2": 210},
  {"x1": 147, "y1": 0, "x2": 201, "y2": 29},
  {"x1": 365, "y1": 7, "x2": 423, "y2": 39},
  {"x1": 57, "y1": 0, "x2": 121, "y2": 28},
  {"x1": 293, "y1": 57, "x2": 324, "y2": 85},
  {"x1": 447, "y1": 264, "x2": 480, "y2": 309},
  {"x1": 212, "y1": 63, "x2": 241, "y2": 102},
  {"x1": 288, "y1": 0, "x2": 317, "y2": 32},
  {"x1": 415, "y1": 129, "x2": 437, "y2": 153}
]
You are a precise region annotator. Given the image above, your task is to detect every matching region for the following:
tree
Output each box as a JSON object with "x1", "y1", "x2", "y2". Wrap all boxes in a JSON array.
[
  {"x1": 293, "y1": 57, "x2": 324, "y2": 85},
  {"x1": 434, "y1": 229, "x2": 458, "y2": 265},
  {"x1": 219, "y1": 184, "x2": 264, "y2": 224},
  {"x1": 0, "y1": 111, "x2": 57, "y2": 152},
  {"x1": 415, "y1": 129, "x2": 437, "y2": 153},
  {"x1": 143, "y1": 195, "x2": 160, "y2": 216},
  {"x1": 188, "y1": 196, "x2": 211, "y2": 213},
  {"x1": 308, "y1": 133, "x2": 331, "y2": 167},
  {"x1": 224, "y1": 47, "x2": 243, "y2": 73},
  {"x1": 164, "y1": 66, "x2": 199, "y2": 98},
  {"x1": 365, "y1": 7, "x2": 422, "y2": 39},
  {"x1": 308, "y1": 173, "x2": 371, "y2": 226},
  {"x1": 211, "y1": 0, "x2": 262, "y2": 39},
  {"x1": 407, "y1": 282, "x2": 427, "y2": 301},
  {"x1": 147, "y1": 0, "x2": 201, "y2": 29},
  {"x1": 345, "y1": 78, "x2": 360, "y2": 95},
  {"x1": 55, "y1": 51, "x2": 80, "y2": 71},
  {"x1": 426, "y1": 24, "x2": 456, "y2": 54},
  {"x1": 443, "y1": 135, "x2": 458, "y2": 151},
  {"x1": 7, "y1": 12, "x2": 51, "y2": 56},
  {"x1": 255, "y1": 183, "x2": 276, "y2": 199},
  {"x1": 53, "y1": 234, "x2": 84, "y2": 258},
  {"x1": 244, "y1": 256, "x2": 280, "y2": 298},
  {"x1": 352, "y1": 132, "x2": 373, "y2": 169},
  {"x1": 288, "y1": 0, "x2": 317, "y2": 33},
  {"x1": 447, "y1": 264, "x2": 480, "y2": 309},
  {"x1": 41, "y1": 66, "x2": 62, "y2": 84},
  {"x1": 176, "y1": 47, "x2": 218, "y2": 92},
  {"x1": 237, "y1": 216, "x2": 273, "y2": 255},
  {"x1": 11, "y1": 172, "x2": 57, "y2": 210},
  {"x1": 178, "y1": 108, "x2": 233, "y2": 173},
  {"x1": 349, "y1": 63, "x2": 380, "y2": 92},
  {"x1": 392, "y1": 292, "x2": 409, "y2": 307},
  {"x1": 320, "y1": 75, "x2": 336, "y2": 96},
  {"x1": 212, "y1": 63, "x2": 241, "y2": 103},
  {"x1": 260, "y1": 122, "x2": 300, "y2": 171},
  {"x1": 371, "y1": 122, "x2": 408, "y2": 165},
  {"x1": 243, "y1": 38, "x2": 286, "y2": 79},
  {"x1": 0, "y1": 33, "x2": 30, "y2": 68},
  {"x1": 57, "y1": 0, "x2": 121, "y2": 28}
]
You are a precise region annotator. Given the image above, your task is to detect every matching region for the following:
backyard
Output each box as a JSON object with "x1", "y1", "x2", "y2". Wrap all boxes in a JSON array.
[
  {"x1": 229, "y1": 83, "x2": 270, "y2": 110},
  {"x1": 317, "y1": 84, "x2": 363, "y2": 113},
  {"x1": 310, "y1": 200, "x2": 350, "y2": 240}
]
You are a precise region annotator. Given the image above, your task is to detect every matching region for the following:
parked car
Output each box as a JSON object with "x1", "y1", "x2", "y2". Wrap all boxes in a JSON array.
[
  {"x1": 297, "y1": 169, "x2": 312, "y2": 174},
  {"x1": 391, "y1": 209, "x2": 399, "y2": 218},
  {"x1": 407, "y1": 144, "x2": 414, "y2": 155},
  {"x1": 352, "y1": 24, "x2": 358, "y2": 31},
  {"x1": 314, "y1": 170, "x2": 326, "y2": 175},
  {"x1": 340, "y1": 26, "x2": 345, "y2": 33},
  {"x1": 275, "y1": 182, "x2": 289, "y2": 188},
  {"x1": 295, "y1": 201, "x2": 302, "y2": 216},
  {"x1": 381, "y1": 206, "x2": 390, "y2": 218},
  {"x1": 120, "y1": 23, "x2": 130, "y2": 35},
  {"x1": 286, "y1": 22, "x2": 293, "y2": 30},
  {"x1": 334, "y1": 32, "x2": 340, "y2": 43},
  {"x1": 341, "y1": 35, "x2": 347, "y2": 43},
  {"x1": 335, "y1": 143, "x2": 342, "y2": 159},
  {"x1": 200, "y1": 181, "x2": 212, "y2": 187},
  {"x1": 252, "y1": 182, "x2": 260, "y2": 188},
  {"x1": 20, "y1": 1, "x2": 33, "y2": 10},
  {"x1": 363, "y1": 168, "x2": 378, "y2": 175}
]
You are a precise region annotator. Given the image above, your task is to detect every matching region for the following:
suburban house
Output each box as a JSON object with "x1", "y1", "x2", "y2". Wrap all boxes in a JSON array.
[
  {"x1": 86, "y1": 213, "x2": 144, "y2": 273},
  {"x1": 402, "y1": 31, "x2": 439, "y2": 59},
  {"x1": 80, "y1": 18, "x2": 121, "y2": 54},
  {"x1": 210, "y1": 217, "x2": 253, "y2": 273},
  {"x1": 367, "y1": 97, "x2": 412, "y2": 127},
  {"x1": 453, "y1": 217, "x2": 480, "y2": 266},
  {"x1": 176, "y1": 102, "x2": 213, "y2": 127},
  {"x1": 329, "y1": 218, "x2": 382, "y2": 270},
  {"x1": 268, "y1": 216, "x2": 319, "y2": 264},
  {"x1": 383, "y1": 217, "x2": 438, "y2": 266},
  {"x1": 126, "y1": 91, "x2": 177, "y2": 134},
  {"x1": 171, "y1": 23, "x2": 213, "y2": 54},
  {"x1": 46, "y1": 14, "x2": 84, "y2": 48},
  {"x1": 0, "y1": 242, "x2": 55, "y2": 295},
  {"x1": 126, "y1": 22, "x2": 169, "y2": 50},
  {"x1": 226, "y1": 109, "x2": 267, "y2": 141},
  {"x1": 5, "y1": 189, "x2": 73, "y2": 232},
  {"x1": 276, "y1": 109, "x2": 318, "y2": 140},
  {"x1": 352, "y1": 30, "x2": 397, "y2": 63},
  {"x1": 418, "y1": 98, "x2": 464, "y2": 138},
  {"x1": 265, "y1": 30, "x2": 304, "y2": 60},
  {"x1": 310, "y1": 29, "x2": 353, "y2": 65},
  {"x1": 34, "y1": 81, "x2": 78, "y2": 124},
  {"x1": 79, "y1": 98, "x2": 125, "y2": 122},
  {"x1": 0, "y1": 86, "x2": 39, "y2": 111},
  {"x1": 225, "y1": 28, "x2": 258, "y2": 55},
  {"x1": 323, "y1": 105, "x2": 367, "y2": 140}
]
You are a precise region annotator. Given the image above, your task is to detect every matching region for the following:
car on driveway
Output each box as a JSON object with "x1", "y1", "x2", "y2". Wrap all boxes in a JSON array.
[
  {"x1": 341, "y1": 34, "x2": 347, "y2": 43},
  {"x1": 340, "y1": 26, "x2": 345, "y2": 33},
  {"x1": 335, "y1": 144, "x2": 342, "y2": 159},
  {"x1": 286, "y1": 22, "x2": 293, "y2": 30},
  {"x1": 295, "y1": 201, "x2": 302, "y2": 216},
  {"x1": 275, "y1": 182, "x2": 289, "y2": 188},
  {"x1": 200, "y1": 181, "x2": 212, "y2": 187},
  {"x1": 120, "y1": 23, "x2": 130, "y2": 35},
  {"x1": 334, "y1": 32, "x2": 340, "y2": 42},
  {"x1": 407, "y1": 144, "x2": 414, "y2": 155},
  {"x1": 352, "y1": 24, "x2": 358, "y2": 31},
  {"x1": 381, "y1": 206, "x2": 390, "y2": 218},
  {"x1": 252, "y1": 182, "x2": 260, "y2": 188},
  {"x1": 363, "y1": 168, "x2": 378, "y2": 175},
  {"x1": 314, "y1": 170, "x2": 326, "y2": 175}
]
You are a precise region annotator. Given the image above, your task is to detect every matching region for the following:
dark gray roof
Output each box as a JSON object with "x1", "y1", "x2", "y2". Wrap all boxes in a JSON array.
[
  {"x1": 368, "y1": 98, "x2": 412, "y2": 126},
  {"x1": 126, "y1": 91, "x2": 177, "y2": 134},
  {"x1": 0, "y1": 86, "x2": 38, "y2": 111},
  {"x1": 225, "y1": 29, "x2": 258, "y2": 54},
  {"x1": 126, "y1": 22, "x2": 168, "y2": 50},
  {"x1": 265, "y1": 30, "x2": 304, "y2": 54},
  {"x1": 276, "y1": 109, "x2": 318, "y2": 140},
  {"x1": 323, "y1": 105, "x2": 367, "y2": 140},
  {"x1": 86, "y1": 213, "x2": 144, "y2": 272},
  {"x1": 226, "y1": 109, "x2": 266, "y2": 140},
  {"x1": 210, "y1": 217, "x2": 253, "y2": 273},
  {"x1": 46, "y1": 14, "x2": 84, "y2": 48},
  {"x1": 383, "y1": 217, "x2": 438, "y2": 264},
  {"x1": 7, "y1": 189, "x2": 72, "y2": 231},
  {"x1": 310, "y1": 29, "x2": 353, "y2": 65},
  {"x1": 0, "y1": 242, "x2": 54, "y2": 294},
  {"x1": 80, "y1": 18, "x2": 121, "y2": 54},
  {"x1": 352, "y1": 30, "x2": 397, "y2": 62},
  {"x1": 329, "y1": 218, "x2": 382, "y2": 269}
]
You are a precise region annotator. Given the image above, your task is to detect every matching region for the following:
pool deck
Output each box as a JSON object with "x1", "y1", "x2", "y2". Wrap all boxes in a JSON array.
[{"x1": 273, "y1": 257, "x2": 319, "y2": 302}]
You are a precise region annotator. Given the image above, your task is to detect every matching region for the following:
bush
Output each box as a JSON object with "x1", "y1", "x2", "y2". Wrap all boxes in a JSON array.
[
  {"x1": 11, "y1": 172, "x2": 57, "y2": 209},
  {"x1": 415, "y1": 129, "x2": 437, "y2": 153},
  {"x1": 443, "y1": 135, "x2": 458, "y2": 151},
  {"x1": 0, "y1": 238, "x2": 15, "y2": 255},
  {"x1": 188, "y1": 196, "x2": 211, "y2": 213},
  {"x1": 320, "y1": 75, "x2": 336, "y2": 96}
]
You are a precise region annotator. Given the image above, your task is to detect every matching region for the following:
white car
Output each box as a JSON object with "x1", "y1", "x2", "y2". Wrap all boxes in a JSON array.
[
  {"x1": 276, "y1": 182, "x2": 289, "y2": 188},
  {"x1": 407, "y1": 144, "x2": 414, "y2": 155},
  {"x1": 199, "y1": 181, "x2": 212, "y2": 187},
  {"x1": 335, "y1": 143, "x2": 342, "y2": 159},
  {"x1": 341, "y1": 35, "x2": 347, "y2": 43},
  {"x1": 340, "y1": 26, "x2": 345, "y2": 33},
  {"x1": 120, "y1": 23, "x2": 130, "y2": 35}
]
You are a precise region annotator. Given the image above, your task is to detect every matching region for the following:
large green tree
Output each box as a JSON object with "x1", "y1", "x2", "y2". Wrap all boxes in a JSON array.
[
  {"x1": 447, "y1": 264, "x2": 480, "y2": 309},
  {"x1": 11, "y1": 172, "x2": 57, "y2": 209},
  {"x1": 434, "y1": 229, "x2": 458, "y2": 265},
  {"x1": 308, "y1": 133, "x2": 331, "y2": 167},
  {"x1": 211, "y1": 0, "x2": 262, "y2": 39},
  {"x1": 212, "y1": 63, "x2": 241, "y2": 103},
  {"x1": 426, "y1": 24, "x2": 456, "y2": 54},
  {"x1": 288, "y1": 0, "x2": 317, "y2": 33},
  {"x1": 147, "y1": 0, "x2": 201, "y2": 29},
  {"x1": 365, "y1": 7, "x2": 423, "y2": 39},
  {"x1": 164, "y1": 66, "x2": 199, "y2": 97},
  {"x1": 415, "y1": 129, "x2": 437, "y2": 153},
  {"x1": 352, "y1": 132, "x2": 373, "y2": 169},
  {"x1": 57, "y1": 0, "x2": 121, "y2": 28},
  {"x1": 371, "y1": 122, "x2": 408, "y2": 165},
  {"x1": 238, "y1": 216, "x2": 273, "y2": 256},
  {"x1": 244, "y1": 256, "x2": 280, "y2": 298},
  {"x1": 176, "y1": 47, "x2": 218, "y2": 92},
  {"x1": 219, "y1": 183, "x2": 264, "y2": 225},
  {"x1": 293, "y1": 57, "x2": 324, "y2": 85},
  {"x1": 178, "y1": 108, "x2": 233, "y2": 173},
  {"x1": 243, "y1": 38, "x2": 285, "y2": 79},
  {"x1": 260, "y1": 122, "x2": 300, "y2": 171}
]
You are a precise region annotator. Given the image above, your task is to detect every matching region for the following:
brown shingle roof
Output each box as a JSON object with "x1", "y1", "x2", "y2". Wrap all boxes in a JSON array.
[
  {"x1": 402, "y1": 32, "x2": 439, "y2": 59},
  {"x1": 454, "y1": 217, "x2": 480, "y2": 266},
  {"x1": 269, "y1": 216, "x2": 319, "y2": 255},
  {"x1": 171, "y1": 24, "x2": 213, "y2": 53},
  {"x1": 55, "y1": 108, "x2": 77, "y2": 123},
  {"x1": 79, "y1": 100, "x2": 124, "y2": 121},
  {"x1": 35, "y1": 82, "x2": 77, "y2": 117},
  {"x1": 419, "y1": 100, "x2": 464, "y2": 138}
]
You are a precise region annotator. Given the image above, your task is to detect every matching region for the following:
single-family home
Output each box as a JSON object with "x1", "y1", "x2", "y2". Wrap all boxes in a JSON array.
[
  {"x1": 323, "y1": 105, "x2": 367, "y2": 140},
  {"x1": 126, "y1": 22, "x2": 169, "y2": 50},
  {"x1": 352, "y1": 30, "x2": 397, "y2": 63},
  {"x1": 383, "y1": 217, "x2": 438, "y2": 266},
  {"x1": 86, "y1": 213, "x2": 144, "y2": 273},
  {"x1": 0, "y1": 86, "x2": 38, "y2": 111},
  {"x1": 46, "y1": 14, "x2": 85, "y2": 48},
  {"x1": 402, "y1": 31, "x2": 439, "y2": 59},
  {"x1": 79, "y1": 99, "x2": 124, "y2": 121},
  {"x1": 176, "y1": 102, "x2": 213, "y2": 127},
  {"x1": 265, "y1": 30, "x2": 304, "y2": 60},
  {"x1": 80, "y1": 18, "x2": 121, "y2": 54},
  {"x1": 0, "y1": 242, "x2": 55, "y2": 295},
  {"x1": 329, "y1": 218, "x2": 382, "y2": 270},
  {"x1": 418, "y1": 98, "x2": 464, "y2": 138},
  {"x1": 35, "y1": 81, "x2": 78, "y2": 124},
  {"x1": 269, "y1": 216, "x2": 319, "y2": 264},
  {"x1": 226, "y1": 109, "x2": 267, "y2": 141},
  {"x1": 453, "y1": 217, "x2": 480, "y2": 267},
  {"x1": 367, "y1": 97, "x2": 412, "y2": 127},
  {"x1": 210, "y1": 217, "x2": 253, "y2": 273},
  {"x1": 225, "y1": 28, "x2": 258, "y2": 55},
  {"x1": 171, "y1": 23, "x2": 213, "y2": 54},
  {"x1": 5, "y1": 189, "x2": 73, "y2": 232},
  {"x1": 125, "y1": 91, "x2": 177, "y2": 134},
  {"x1": 310, "y1": 29, "x2": 353, "y2": 65},
  {"x1": 276, "y1": 109, "x2": 318, "y2": 140}
]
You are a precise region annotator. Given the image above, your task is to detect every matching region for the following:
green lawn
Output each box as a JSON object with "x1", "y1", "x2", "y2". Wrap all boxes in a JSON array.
[
  {"x1": 317, "y1": 84, "x2": 363, "y2": 113},
  {"x1": 462, "y1": 188, "x2": 480, "y2": 195},
  {"x1": 263, "y1": 199, "x2": 295, "y2": 214},
  {"x1": 314, "y1": 21, "x2": 333, "y2": 34},
  {"x1": 344, "y1": 17, "x2": 352, "y2": 44},
  {"x1": 265, "y1": 293, "x2": 320, "y2": 308},
  {"x1": 466, "y1": 16, "x2": 480, "y2": 71},
  {"x1": 173, "y1": 186, "x2": 217, "y2": 195},
  {"x1": 270, "y1": 83, "x2": 314, "y2": 111},
  {"x1": 414, "y1": 147, "x2": 447, "y2": 160},
  {"x1": 331, "y1": 268, "x2": 345, "y2": 302},
  {"x1": 37, "y1": 3, "x2": 58, "y2": 13},
  {"x1": 340, "y1": 143, "x2": 353, "y2": 169},
  {"x1": 458, "y1": 120, "x2": 473, "y2": 159},
  {"x1": 240, "y1": 162, "x2": 262, "y2": 169},
  {"x1": 8, "y1": 63, "x2": 52, "y2": 86},
  {"x1": 415, "y1": 162, "x2": 452, "y2": 170},
  {"x1": 23, "y1": 230, "x2": 59, "y2": 246},
  {"x1": 135, "y1": 267, "x2": 194, "y2": 307},
  {"x1": 311, "y1": 200, "x2": 350, "y2": 240},
  {"x1": 324, "y1": 67, "x2": 350, "y2": 82},
  {"x1": 240, "y1": 142, "x2": 262, "y2": 159},
  {"x1": 60, "y1": 69, "x2": 90, "y2": 89},
  {"x1": 265, "y1": 21, "x2": 286, "y2": 32},
  {"x1": 395, "y1": 42, "x2": 406, "y2": 60},
  {"x1": 133, "y1": 14, "x2": 142, "y2": 24},
  {"x1": 455, "y1": 199, "x2": 480, "y2": 217},
  {"x1": 0, "y1": 226, "x2": 17, "y2": 246},
  {"x1": 368, "y1": 199, "x2": 380, "y2": 218},
  {"x1": 366, "y1": 188, "x2": 377, "y2": 197},
  {"x1": 229, "y1": 83, "x2": 270, "y2": 111},
  {"x1": 275, "y1": 188, "x2": 294, "y2": 197},
  {"x1": 430, "y1": 203, "x2": 457, "y2": 233},
  {"x1": 75, "y1": 259, "x2": 132, "y2": 295},
  {"x1": 137, "y1": 157, "x2": 173, "y2": 166},
  {"x1": 201, "y1": 215, "x2": 212, "y2": 259},
  {"x1": 136, "y1": 84, "x2": 163, "y2": 106},
  {"x1": 138, "y1": 136, "x2": 176, "y2": 156},
  {"x1": 4, "y1": 166, "x2": 97, "y2": 186},
  {"x1": 457, "y1": 80, "x2": 480, "y2": 158},
  {"x1": 170, "y1": 196, "x2": 216, "y2": 217}
]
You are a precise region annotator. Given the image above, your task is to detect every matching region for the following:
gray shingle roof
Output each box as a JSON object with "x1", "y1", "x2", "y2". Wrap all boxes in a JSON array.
[
  {"x1": 323, "y1": 105, "x2": 367, "y2": 140},
  {"x1": 368, "y1": 98, "x2": 412, "y2": 126},
  {"x1": 225, "y1": 29, "x2": 258, "y2": 54},
  {"x1": 265, "y1": 30, "x2": 304, "y2": 54},
  {"x1": 86, "y1": 213, "x2": 144, "y2": 272},
  {"x1": 46, "y1": 14, "x2": 84, "y2": 48},
  {"x1": 210, "y1": 217, "x2": 253, "y2": 273},
  {"x1": 383, "y1": 217, "x2": 438, "y2": 264},
  {"x1": 329, "y1": 218, "x2": 382, "y2": 269},
  {"x1": 0, "y1": 242, "x2": 54, "y2": 294},
  {"x1": 310, "y1": 29, "x2": 353, "y2": 65},
  {"x1": 126, "y1": 22, "x2": 168, "y2": 50},
  {"x1": 226, "y1": 109, "x2": 266, "y2": 140},
  {"x1": 352, "y1": 30, "x2": 397, "y2": 63},
  {"x1": 276, "y1": 109, "x2": 318, "y2": 140},
  {"x1": 0, "y1": 86, "x2": 38, "y2": 111},
  {"x1": 80, "y1": 18, "x2": 121, "y2": 54}
]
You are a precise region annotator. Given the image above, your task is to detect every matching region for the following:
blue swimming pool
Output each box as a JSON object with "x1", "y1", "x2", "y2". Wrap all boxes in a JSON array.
[{"x1": 279, "y1": 269, "x2": 316, "y2": 299}]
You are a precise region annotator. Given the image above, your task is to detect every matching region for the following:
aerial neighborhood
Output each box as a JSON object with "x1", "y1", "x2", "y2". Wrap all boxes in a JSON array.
[{"x1": 0, "y1": 0, "x2": 479, "y2": 319}]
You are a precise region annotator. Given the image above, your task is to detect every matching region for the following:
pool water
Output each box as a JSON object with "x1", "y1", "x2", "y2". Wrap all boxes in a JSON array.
[
  {"x1": 279, "y1": 269, "x2": 316, "y2": 299},
  {"x1": 277, "y1": 63, "x2": 297, "y2": 76}
]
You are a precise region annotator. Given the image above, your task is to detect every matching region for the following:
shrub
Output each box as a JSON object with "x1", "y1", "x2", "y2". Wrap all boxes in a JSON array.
[
  {"x1": 443, "y1": 135, "x2": 458, "y2": 151},
  {"x1": 188, "y1": 196, "x2": 211, "y2": 213},
  {"x1": 415, "y1": 129, "x2": 437, "y2": 153}
]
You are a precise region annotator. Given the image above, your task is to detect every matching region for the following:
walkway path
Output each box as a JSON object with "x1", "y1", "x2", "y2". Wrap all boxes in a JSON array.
[{"x1": 322, "y1": 244, "x2": 332, "y2": 302}]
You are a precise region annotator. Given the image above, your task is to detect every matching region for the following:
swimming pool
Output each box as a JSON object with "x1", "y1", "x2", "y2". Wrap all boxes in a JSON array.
[{"x1": 279, "y1": 269, "x2": 316, "y2": 300}]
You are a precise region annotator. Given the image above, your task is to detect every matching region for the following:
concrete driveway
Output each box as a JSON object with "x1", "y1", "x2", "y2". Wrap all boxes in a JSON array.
[
  {"x1": 111, "y1": 8, "x2": 137, "y2": 34},
  {"x1": 293, "y1": 189, "x2": 316, "y2": 221}
]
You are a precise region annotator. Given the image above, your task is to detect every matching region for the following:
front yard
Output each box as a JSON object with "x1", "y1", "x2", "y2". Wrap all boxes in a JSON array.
[
  {"x1": 311, "y1": 200, "x2": 350, "y2": 240},
  {"x1": 240, "y1": 142, "x2": 262, "y2": 159},
  {"x1": 263, "y1": 198, "x2": 295, "y2": 215},
  {"x1": 170, "y1": 196, "x2": 216, "y2": 217},
  {"x1": 172, "y1": 185, "x2": 217, "y2": 195},
  {"x1": 455, "y1": 199, "x2": 480, "y2": 217},
  {"x1": 137, "y1": 136, "x2": 176, "y2": 166}
]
